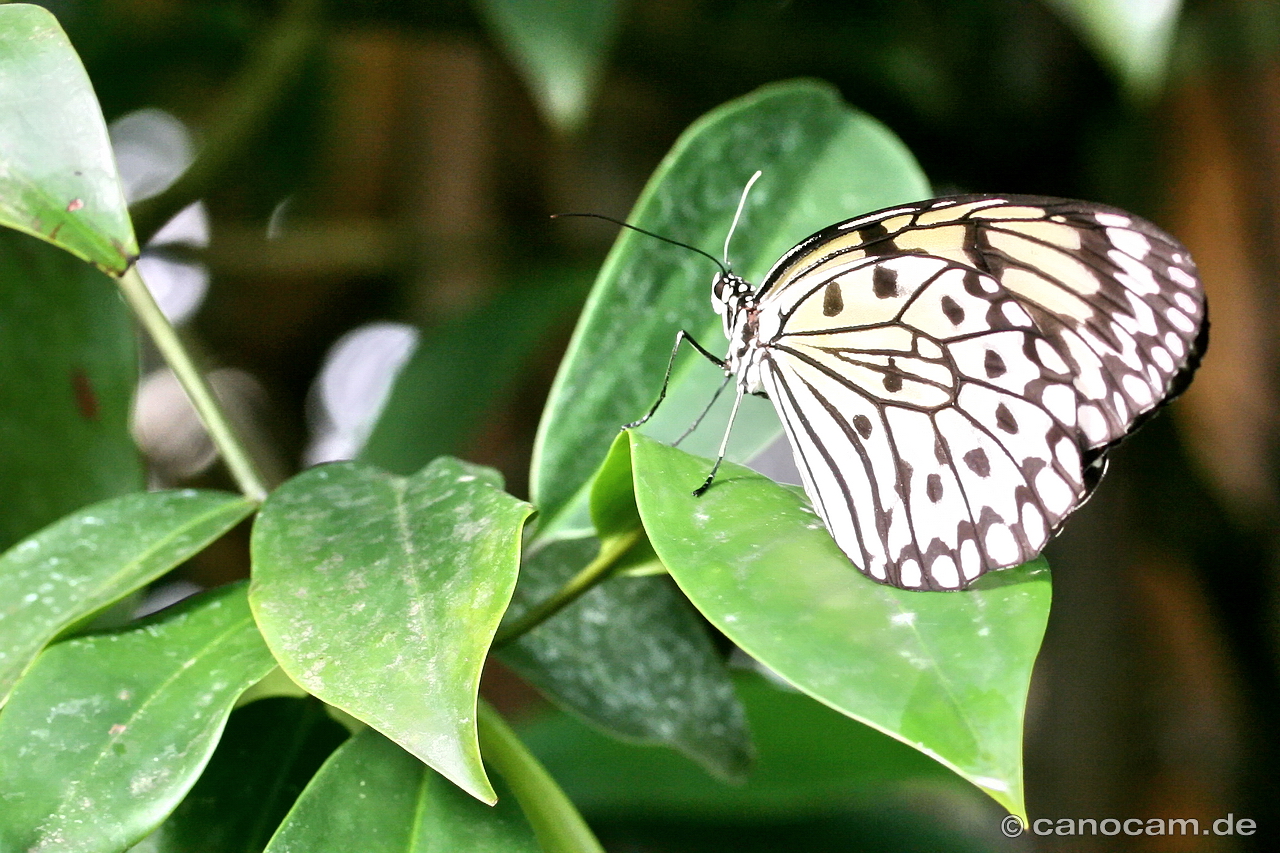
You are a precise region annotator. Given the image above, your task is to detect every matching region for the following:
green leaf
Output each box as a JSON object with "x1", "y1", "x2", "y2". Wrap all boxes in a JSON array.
[
  {"x1": 361, "y1": 268, "x2": 589, "y2": 476},
  {"x1": 627, "y1": 433, "x2": 1051, "y2": 820},
  {"x1": 499, "y1": 535, "x2": 753, "y2": 782},
  {"x1": 0, "y1": 583, "x2": 277, "y2": 853},
  {"x1": 0, "y1": 3, "x2": 137, "y2": 272},
  {"x1": 0, "y1": 228, "x2": 143, "y2": 551},
  {"x1": 588, "y1": 431, "x2": 643, "y2": 539},
  {"x1": 249, "y1": 458, "x2": 534, "y2": 804},
  {"x1": 529, "y1": 79, "x2": 929, "y2": 542},
  {"x1": 474, "y1": 0, "x2": 620, "y2": 133},
  {"x1": 129, "y1": 698, "x2": 349, "y2": 853},
  {"x1": 0, "y1": 488, "x2": 255, "y2": 706},
  {"x1": 1043, "y1": 0, "x2": 1183, "y2": 98},
  {"x1": 523, "y1": 673, "x2": 965, "y2": 820},
  {"x1": 263, "y1": 727, "x2": 540, "y2": 853}
]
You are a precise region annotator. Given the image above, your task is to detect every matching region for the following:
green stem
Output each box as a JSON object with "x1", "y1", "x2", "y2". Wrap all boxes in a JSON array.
[
  {"x1": 117, "y1": 266, "x2": 269, "y2": 503},
  {"x1": 477, "y1": 700, "x2": 605, "y2": 853},
  {"x1": 494, "y1": 528, "x2": 641, "y2": 648},
  {"x1": 129, "y1": 0, "x2": 321, "y2": 245}
]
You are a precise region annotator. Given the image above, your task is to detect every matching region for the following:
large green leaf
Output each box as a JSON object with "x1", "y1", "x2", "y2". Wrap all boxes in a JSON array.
[
  {"x1": 0, "y1": 489, "x2": 254, "y2": 705},
  {"x1": 129, "y1": 698, "x2": 349, "y2": 853},
  {"x1": 0, "y1": 229, "x2": 143, "y2": 550},
  {"x1": 473, "y1": 0, "x2": 620, "y2": 133},
  {"x1": 0, "y1": 4, "x2": 137, "y2": 272},
  {"x1": 499, "y1": 536, "x2": 752, "y2": 782},
  {"x1": 625, "y1": 433, "x2": 1051, "y2": 820},
  {"x1": 249, "y1": 458, "x2": 534, "y2": 804},
  {"x1": 529, "y1": 79, "x2": 929, "y2": 542},
  {"x1": 263, "y1": 727, "x2": 540, "y2": 853},
  {"x1": 0, "y1": 583, "x2": 276, "y2": 853},
  {"x1": 1043, "y1": 0, "x2": 1183, "y2": 98}
]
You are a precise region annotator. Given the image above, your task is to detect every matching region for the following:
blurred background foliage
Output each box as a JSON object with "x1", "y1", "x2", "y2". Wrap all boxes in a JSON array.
[{"x1": 31, "y1": 0, "x2": 1280, "y2": 849}]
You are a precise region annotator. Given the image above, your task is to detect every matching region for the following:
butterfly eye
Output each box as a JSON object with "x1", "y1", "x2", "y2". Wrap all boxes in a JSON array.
[{"x1": 711, "y1": 273, "x2": 730, "y2": 305}]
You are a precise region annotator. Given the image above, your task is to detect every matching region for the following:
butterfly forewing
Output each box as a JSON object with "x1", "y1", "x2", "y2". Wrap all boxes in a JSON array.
[{"x1": 748, "y1": 194, "x2": 1205, "y2": 588}]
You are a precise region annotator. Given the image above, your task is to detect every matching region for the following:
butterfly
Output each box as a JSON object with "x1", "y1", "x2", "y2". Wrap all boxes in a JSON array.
[{"x1": 626, "y1": 179, "x2": 1208, "y2": 590}]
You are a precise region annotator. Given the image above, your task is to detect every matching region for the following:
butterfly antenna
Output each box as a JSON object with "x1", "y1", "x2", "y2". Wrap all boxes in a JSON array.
[
  {"x1": 723, "y1": 170, "x2": 763, "y2": 269},
  {"x1": 552, "y1": 213, "x2": 728, "y2": 275}
]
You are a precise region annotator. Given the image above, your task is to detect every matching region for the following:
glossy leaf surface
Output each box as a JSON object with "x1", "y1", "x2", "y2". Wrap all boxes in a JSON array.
[
  {"x1": 250, "y1": 458, "x2": 533, "y2": 804},
  {"x1": 0, "y1": 584, "x2": 276, "y2": 853},
  {"x1": 263, "y1": 727, "x2": 539, "y2": 853},
  {"x1": 627, "y1": 433, "x2": 1051, "y2": 819},
  {"x1": 529, "y1": 79, "x2": 929, "y2": 541},
  {"x1": 0, "y1": 488, "x2": 254, "y2": 705},
  {"x1": 0, "y1": 4, "x2": 137, "y2": 271}
]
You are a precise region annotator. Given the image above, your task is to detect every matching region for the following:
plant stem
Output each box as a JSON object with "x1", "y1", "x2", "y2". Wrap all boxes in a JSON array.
[
  {"x1": 477, "y1": 700, "x2": 605, "y2": 853},
  {"x1": 493, "y1": 528, "x2": 642, "y2": 648},
  {"x1": 117, "y1": 266, "x2": 269, "y2": 503},
  {"x1": 129, "y1": 0, "x2": 321, "y2": 245}
]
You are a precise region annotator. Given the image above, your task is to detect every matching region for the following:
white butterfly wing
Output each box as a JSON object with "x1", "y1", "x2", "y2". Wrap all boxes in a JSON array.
[{"x1": 752, "y1": 195, "x2": 1206, "y2": 588}]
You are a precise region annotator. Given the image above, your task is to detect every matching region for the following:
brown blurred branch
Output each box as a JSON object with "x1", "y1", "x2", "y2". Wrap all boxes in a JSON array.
[{"x1": 129, "y1": 0, "x2": 323, "y2": 245}]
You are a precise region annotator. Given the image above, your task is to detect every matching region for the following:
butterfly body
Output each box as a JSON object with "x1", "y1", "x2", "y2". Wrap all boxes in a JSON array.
[{"x1": 703, "y1": 194, "x2": 1207, "y2": 590}]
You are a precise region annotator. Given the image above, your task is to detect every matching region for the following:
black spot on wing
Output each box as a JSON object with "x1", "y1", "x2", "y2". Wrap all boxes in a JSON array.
[
  {"x1": 984, "y1": 349, "x2": 1007, "y2": 378},
  {"x1": 873, "y1": 266, "x2": 899, "y2": 299},
  {"x1": 995, "y1": 402, "x2": 1019, "y2": 433},
  {"x1": 853, "y1": 414, "x2": 873, "y2": 438},
  {"x1": 963, "y1": 447, "x2": 991, "y2": 477},
  {"x1": 926, "y1": 473, "x2": 944, "y2": 502},
  {"x1": 823, "y1": 282, "x2": 844, "y2": 316},
  {"x1": 941, "y1": 295, "x2": 965, "y2": 325}
]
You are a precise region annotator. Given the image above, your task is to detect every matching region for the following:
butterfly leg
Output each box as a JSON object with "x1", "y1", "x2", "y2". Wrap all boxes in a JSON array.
[
  {"x1": 623, "y1": 330, "x2": 727, "y2": 430},
  {"x1": 674, "y1": 374, "x2": 732, "y2": 446},
  {"x1": 693, "y1": 385, "x2": 745, "y2": 496}
]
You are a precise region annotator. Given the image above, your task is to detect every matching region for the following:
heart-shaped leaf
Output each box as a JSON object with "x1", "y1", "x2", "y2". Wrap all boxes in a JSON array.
[
  {"x1": 249, "y1": 458, "x2": 533, "y2": 804},
  {"x1": 0, "y1": 583, "x2": 276, "y2": 853},
  {"x1": 626, "y1": 432, "x2": 1050, "y2": 820}
]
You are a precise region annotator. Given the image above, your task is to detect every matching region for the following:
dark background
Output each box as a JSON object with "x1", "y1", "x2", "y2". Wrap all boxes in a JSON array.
[{"x1": 46, "y1": 0, "x2": 1280, "y2": 849}]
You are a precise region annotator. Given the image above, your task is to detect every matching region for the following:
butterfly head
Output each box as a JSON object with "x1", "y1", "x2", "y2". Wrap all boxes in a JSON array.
[{"x1": 711, "y1": 270, "x2": 754, "y2": 324}]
